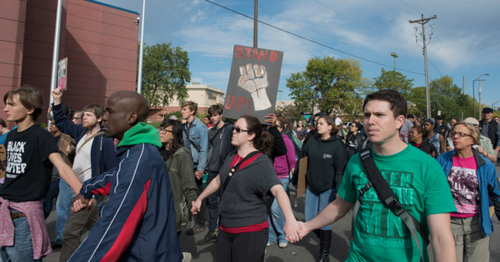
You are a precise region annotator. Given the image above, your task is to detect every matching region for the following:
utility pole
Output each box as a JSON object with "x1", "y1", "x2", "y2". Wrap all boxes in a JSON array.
[
  {"x1": 410, "y1": 14, "x2": 437, "y2": 119},
  {"x1": 253, "y1": 0, "x2": 258, "y2": 48}
]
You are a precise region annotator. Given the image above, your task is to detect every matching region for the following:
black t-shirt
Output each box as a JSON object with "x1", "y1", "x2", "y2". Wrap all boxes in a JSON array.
[{"x1": 0, "y1": 125, "x2": 58, "y2": 202}]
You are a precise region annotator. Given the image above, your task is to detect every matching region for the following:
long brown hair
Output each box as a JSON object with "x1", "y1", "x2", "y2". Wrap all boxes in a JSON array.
[{"x1": 240, "y1": 115, "x2": 273, "y2": 157}]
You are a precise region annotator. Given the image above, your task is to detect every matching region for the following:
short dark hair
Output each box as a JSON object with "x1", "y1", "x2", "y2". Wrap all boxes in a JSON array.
[
  {"x1": 208, "y1": 104, "x2": 223, "y2": 116},
  {"x1": 4, "y1": 85, "x2": 43, "y2": 121},
  {"x1": 181, "y1": 101, "x2": 198, "y2": 115},
  {"x1": 363, "y1": 89, "x2": 407, "y2": 119}
]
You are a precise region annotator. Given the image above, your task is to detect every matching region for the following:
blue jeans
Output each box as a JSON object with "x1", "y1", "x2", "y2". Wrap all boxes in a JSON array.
[
  {"x1": 43, "y1": 179, "x2": 60, "y2": 219},
  {"x1": 54, "y1": 179, "x2": 73, "y2": 245},
  {"x1": 0, "y1": 216, "x2": 42, "y2": 262},
  {"x1": 268, "y1": 178, "x2": 289, "y2": 244},
  {"x1": 207, "y1": 170, "x2": 220, "y2": 232},
  {"x1": 304, "y1": 186, "x2": 336, "y2": 230}
]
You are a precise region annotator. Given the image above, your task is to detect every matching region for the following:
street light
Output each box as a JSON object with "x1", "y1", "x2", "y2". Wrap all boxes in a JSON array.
[
  {"x1": 390, "y1": 52, "x2": 399, "y2": 71},
  {"x1": 473, "y1": 73, "x2": 489, "y2": 118}
]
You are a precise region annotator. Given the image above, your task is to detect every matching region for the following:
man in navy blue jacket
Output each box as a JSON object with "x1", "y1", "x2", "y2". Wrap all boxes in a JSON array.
[
  {"x1": 52, "y1": 87, "x2": 117, "y2": 261},
  {"x1": 70, "y1": 91, "x2": 181, "y2": 261}
]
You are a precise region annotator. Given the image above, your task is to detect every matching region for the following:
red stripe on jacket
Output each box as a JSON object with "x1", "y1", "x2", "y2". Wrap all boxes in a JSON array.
[
  {"x1": 100, "y1": 180, "x2": 150, "y2": 262},
  {"x1": 91, "y1": 183, "x2": 112, "y2": 196}
]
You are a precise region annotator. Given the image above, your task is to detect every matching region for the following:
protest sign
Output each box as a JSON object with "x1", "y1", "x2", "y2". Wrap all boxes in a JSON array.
[
  {"x1": 58, "y1": 57, "x2": 68, "y2": 90},
  {"x1": 224, "y1": 45, "x2": 284, "y2": 123}
]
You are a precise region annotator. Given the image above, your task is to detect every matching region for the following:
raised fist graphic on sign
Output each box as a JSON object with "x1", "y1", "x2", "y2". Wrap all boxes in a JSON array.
[{"x1": 238, "y1": 64, "x2": 272, "y2": 111}]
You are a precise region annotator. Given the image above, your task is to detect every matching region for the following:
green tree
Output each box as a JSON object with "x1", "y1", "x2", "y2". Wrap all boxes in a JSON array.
[
  {"x1": 287, "y1": 56, "x2": 364, "y2": 115},
  {"x1": 140, "y1": 43, "x2": 191, "y2": 107},
  {"x1": 367, "y1": 68, "x2": 414, "y2": 98},
  {"x1": 408, "y1": 76, "x2": 473, "y2": 121}
]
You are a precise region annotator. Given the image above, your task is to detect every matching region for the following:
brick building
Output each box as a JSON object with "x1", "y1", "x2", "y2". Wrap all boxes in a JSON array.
[{"x1": 1, "y1": 0, "x2": 139, "y2": 127}]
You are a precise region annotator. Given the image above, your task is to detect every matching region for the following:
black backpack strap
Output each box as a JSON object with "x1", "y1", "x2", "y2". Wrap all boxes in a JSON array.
[
  {"x1": 183, "y1": 125, "x2": 201, "y2": 152},
  {"x1": 352, "y1": 148, "x2": 429, "y2": 262}
]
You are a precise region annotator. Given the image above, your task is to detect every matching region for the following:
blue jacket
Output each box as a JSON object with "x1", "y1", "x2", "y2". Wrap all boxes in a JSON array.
[
  {"x1": 182, "y1": 117, "x2": 208, "y2": 171},
  {"x1": 52, "y1": 103, "x2": 117, "y2": 178},
  {"x1": 437, "y1": 149, "x2": 500, "y2": 237},
  {"x1": 69, "y1": 123, "x2": 181, "y2": 261}
]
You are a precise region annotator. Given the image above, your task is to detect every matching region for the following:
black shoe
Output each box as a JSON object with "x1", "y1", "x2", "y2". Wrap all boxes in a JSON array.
[
  {"x1": 197, "y1": 231, "x2": 217, "y2": 246},
  {"x1": 186, "y1": 224, "x2": 206, "y2": 235},
  {"x1": 51, "y1": 242, "x2": 62, "y2": 250},
  {"x1": 318, "y1": 230, "x2": 332, "y2": 262}
]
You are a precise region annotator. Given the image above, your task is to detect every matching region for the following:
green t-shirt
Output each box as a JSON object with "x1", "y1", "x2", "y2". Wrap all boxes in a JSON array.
[{"x1": 338, "y1": 145, "x2": 456, "y2": 262}]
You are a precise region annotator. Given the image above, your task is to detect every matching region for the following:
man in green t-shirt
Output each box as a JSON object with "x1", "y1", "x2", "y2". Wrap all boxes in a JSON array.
[{"x1": 293, "y1": 90, "x2": 457, "y2": 262}]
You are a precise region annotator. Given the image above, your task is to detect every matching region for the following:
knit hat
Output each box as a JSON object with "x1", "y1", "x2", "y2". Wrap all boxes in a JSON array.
[{"x1": 426, "y1": 118, "x2": 436, "y2": 126}]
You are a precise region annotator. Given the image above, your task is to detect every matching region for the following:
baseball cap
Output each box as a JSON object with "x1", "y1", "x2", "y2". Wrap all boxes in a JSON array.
[
  {"x1": 463, "y1": 117, "x2": 479, "y2": 126},
  {"x1": 436, "y1": 115, "x2": 444, "y2": 120},
  {"x1": 483, "y1": 108, "x2": 493, "y2": 114}
]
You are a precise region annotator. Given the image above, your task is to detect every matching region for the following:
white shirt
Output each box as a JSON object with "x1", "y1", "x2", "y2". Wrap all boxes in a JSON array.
[{"x1": 72, "y1": 134, "x2": 94, "y2": 195}]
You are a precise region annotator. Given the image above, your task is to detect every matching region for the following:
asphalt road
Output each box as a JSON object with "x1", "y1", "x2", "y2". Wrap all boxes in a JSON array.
[{"x1": 44, "y1": 165, "x2": 500, "y2": 262}]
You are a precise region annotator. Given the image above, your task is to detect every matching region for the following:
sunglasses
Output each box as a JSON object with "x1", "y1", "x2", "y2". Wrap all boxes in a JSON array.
[{"x1": 234, "y1": 127, "x2": 248, "y2": 133}]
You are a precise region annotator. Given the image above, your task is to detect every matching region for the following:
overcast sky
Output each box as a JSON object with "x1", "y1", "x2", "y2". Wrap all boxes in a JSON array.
[{"x1": 100, "y1": 0, "x2": 500, "y2": 113}]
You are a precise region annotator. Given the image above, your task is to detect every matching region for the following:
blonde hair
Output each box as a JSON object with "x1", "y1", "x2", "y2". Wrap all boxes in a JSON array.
[{"x1": 453, "y1": 122, "x2": 480, "y2": 145}]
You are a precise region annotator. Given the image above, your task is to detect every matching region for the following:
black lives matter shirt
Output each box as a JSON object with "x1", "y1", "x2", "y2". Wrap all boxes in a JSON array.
[{"x1": 0, "y1": 125, "x2": 58, "y2": 202}]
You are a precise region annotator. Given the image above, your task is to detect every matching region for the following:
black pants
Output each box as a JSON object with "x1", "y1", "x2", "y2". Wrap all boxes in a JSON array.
[
  {"x1": 193, "y1": 171, "x2": 208, "y2": 226},
  {"x1": 207, "y1": 170, "x2": 220, "y2": 232},
  {"x1": 217, "y1": 228, "x2": 268, "y2": 262}
]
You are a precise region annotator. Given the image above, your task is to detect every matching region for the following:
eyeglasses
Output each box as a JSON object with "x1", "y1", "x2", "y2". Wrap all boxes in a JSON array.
[
  {"x1": 234, "y1": 127, "x2": 248, "y2": 133},
  {"x1": 157, "y1": 128, "x2": 172, "y2": 134},
  {"x1": 451, "y1": 131, "x2": 472, "y2": 138}
]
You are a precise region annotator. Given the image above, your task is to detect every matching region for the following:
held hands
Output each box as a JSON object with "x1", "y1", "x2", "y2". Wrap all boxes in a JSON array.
[
  {"x1": 286, "y1": 221, "x2": 311, "y2": 243},
  {"x1": 71, "y1": 194, "x2": 93, "y2": 212},
  {"x1": 191, "y1": 199, "x2": 202, "y2": 215},
  {"x1": 238, "y1": 64, "x2": 272, "y2": 111},
  {"x1": 52, "y1": 87, "x2": 63, "y2": 105},
  {"x1": 283, "y1": 218, "x2": 302, "y2": 243}
]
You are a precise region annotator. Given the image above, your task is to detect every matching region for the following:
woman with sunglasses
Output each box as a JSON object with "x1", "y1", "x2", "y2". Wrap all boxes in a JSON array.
[
  {"x1": 437, "y1": 121, "x2": 500, "y2": 261},
  {"x1": 191, "y1": 115, "x2": 300, "y2": 262},
  {"x1": 292, "y1": 115, "x2": 346, "y2": 262},
  {"x1": 158, "y1": 119, "x2": 198, "y2": 236}
]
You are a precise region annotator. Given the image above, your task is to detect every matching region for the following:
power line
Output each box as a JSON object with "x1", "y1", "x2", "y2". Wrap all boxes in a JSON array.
[
  {"x1": 204, "y1": 0, "x2": 425, "y2": 76},
  {"x1": 312, "y1": 0, "x2": 413, "y2": 47}
]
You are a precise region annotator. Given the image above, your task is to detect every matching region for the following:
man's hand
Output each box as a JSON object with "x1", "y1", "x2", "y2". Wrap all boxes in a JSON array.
[
  {"x1": 52, "y1": 87, "x2": 63, "y2": 106},
  {"x1": 238, "y1": 64, "x2": 272, "y2": 111},
  {"x1": 265, "y1": 113, "x2": 277, "y2": 127},
  {"x1": 71, "y1": 194, "x2": 93, "y2": 212},
  {"x1": 195, "y1": 170, "x2": 204, "y2": 180},
  {"x1": 495, "y1": 147, "x2": 500, "y2": 156}
]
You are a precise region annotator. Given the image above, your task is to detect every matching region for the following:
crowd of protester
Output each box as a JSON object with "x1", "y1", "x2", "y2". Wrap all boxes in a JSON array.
[{"x1": 0, "y1": 85, "x2": 500, "y2": 262}]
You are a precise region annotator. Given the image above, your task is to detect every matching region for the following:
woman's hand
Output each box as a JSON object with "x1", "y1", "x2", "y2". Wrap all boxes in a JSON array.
[
  {"x1": 284, "y1": 217, "x2": 302, "y2": 243},
  {"x1": 191, "y1": 199, "x2": 202, "y2": 214}
]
